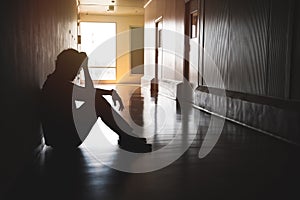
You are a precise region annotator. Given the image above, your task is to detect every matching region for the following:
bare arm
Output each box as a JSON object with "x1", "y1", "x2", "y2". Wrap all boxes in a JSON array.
[
  {"x1": 73, "y1": 85, "x2": 124, "y2": 111},
  {"x1": 73, "y1": 65, "x2": 124, "y2": 110},
  {"x1": 82, "y1": 64, "x2": 93, "y2": 89},
  {"x1": 72, "y1": 83, "x2": 114, "y2": 100},
  {"x1": 82, "y1": 65, "x2": 114, "y2": 95},
  {"x1": 96, "y1": 88, "x2": 125, "y2": 111}
]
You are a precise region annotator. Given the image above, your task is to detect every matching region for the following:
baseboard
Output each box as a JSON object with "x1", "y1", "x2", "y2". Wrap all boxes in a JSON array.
[
  {"x1": 195, "y1": 86, "x2": 300, "y2": 145},
  {"x1": 192, "y1": 104, "x2": 300, "y2": 146}
]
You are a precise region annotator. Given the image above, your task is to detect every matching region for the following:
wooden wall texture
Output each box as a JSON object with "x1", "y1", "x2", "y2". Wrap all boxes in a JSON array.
[
  {"x1": 204, "y1": 0, "x2": 297, "y2": 99},
  {"x1": 1, "y1": 0, "x2": 77, "y2": 192}
]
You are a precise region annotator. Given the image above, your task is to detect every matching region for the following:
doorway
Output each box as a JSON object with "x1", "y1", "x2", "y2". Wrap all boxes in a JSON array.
[
  {"x1": 184, "y1": 0, "x2": 204, "y2": 87},
  {"x1": 151, "y1": 16, "x2": 163, "y2": 97},
  {"x1": 79, "y1": 22, "x2": 117, "y2": 81}
]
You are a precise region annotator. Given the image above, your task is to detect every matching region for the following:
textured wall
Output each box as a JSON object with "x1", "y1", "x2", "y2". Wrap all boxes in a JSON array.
[
  {"x1": 267, "y1": 0, "x2": 292, "y2": 98},
  {"x1": 291, "y1": 0, "x2": 300, "y2": 100},
  {"x1": 204, "y1": 0, "x2": 297, "y2": 99},
  {"x1": 199, "y1": 0, "x2": 300, "y2": 143},
  {"x1": 1, "y1": 0, "x2": 77, "y2": 192},
  {"x1": 204, "y1": 0, "x2": 269, "y2": 95},
  {"x1": 227, "y1": 0, "x2": 269, "y2": 95},
  {"x1": 203, "y1": 0, "x2": 229, "y2": 89}
]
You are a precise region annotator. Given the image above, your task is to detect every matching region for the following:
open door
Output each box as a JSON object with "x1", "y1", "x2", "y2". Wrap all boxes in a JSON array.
[{"x1": 184, "y1": 0, "x2": 204, "y2": 88}]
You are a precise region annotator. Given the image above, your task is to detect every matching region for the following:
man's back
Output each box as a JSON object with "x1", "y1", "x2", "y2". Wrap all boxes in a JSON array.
[{"x1": 41, "y1": 74, "x2": 81, "y2": 148}]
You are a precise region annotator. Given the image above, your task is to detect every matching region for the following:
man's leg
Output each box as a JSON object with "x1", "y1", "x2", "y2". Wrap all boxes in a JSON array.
[
  {"x1": 95, "y1": 94, "x2": 153, "y2": 153},
  {"x1": 95, "y1": 95, "x2": 151, "y2": 152},
  {"x1": 95, "y1": 95, "x2": 138, "y2": 139}
]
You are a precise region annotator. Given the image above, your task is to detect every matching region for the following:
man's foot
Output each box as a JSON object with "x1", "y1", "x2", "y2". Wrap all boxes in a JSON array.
[
  {"x1": 120, "y1": 135, "x2": 147, "y2": 143},
  {"x1": 118, "y1": 139, "x2": 152, "y2": 153},
  {"x1": 130, "y1": 133, "x2": 147, "y2": 143}
]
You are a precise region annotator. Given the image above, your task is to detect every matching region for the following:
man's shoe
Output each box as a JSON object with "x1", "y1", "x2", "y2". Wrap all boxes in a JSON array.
[
  {"x1": 120, "y1": 135, "x2": 147, "y2": 143},
  {"x1": 118, "y1": 139, "x2": 152, "y2": 153}
]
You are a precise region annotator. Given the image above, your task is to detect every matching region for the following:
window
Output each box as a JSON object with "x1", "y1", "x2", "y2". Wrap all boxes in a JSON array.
[{"x1": 79, "y1": 22, "x2": 116, "y2": 80}]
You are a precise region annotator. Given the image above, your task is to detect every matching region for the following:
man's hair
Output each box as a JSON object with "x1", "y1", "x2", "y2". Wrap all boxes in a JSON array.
[{"x1": 55, "y1": 49, "x2": 87, "y2": 78}]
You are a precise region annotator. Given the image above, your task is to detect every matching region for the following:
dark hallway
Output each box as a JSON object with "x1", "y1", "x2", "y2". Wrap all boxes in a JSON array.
[
  {"x1": 1, "y1": 0, "x2": 300, "y2": 199},
  {"x1": 5, "y1": 85, "x2": 300, "y2": 200}
]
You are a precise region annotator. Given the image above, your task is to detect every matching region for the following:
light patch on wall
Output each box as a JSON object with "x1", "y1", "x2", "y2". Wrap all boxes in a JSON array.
[{"x1": 144, "y1": 0, "x2": 153, "y2": 8}]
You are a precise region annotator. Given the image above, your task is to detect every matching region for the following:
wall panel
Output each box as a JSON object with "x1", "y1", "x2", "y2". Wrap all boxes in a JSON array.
[
  {"x1": 267, "y1": 0, "x2": 291, "y2": 98},
  {"x1": 228, "y1": 0, "x2": 269, "y2": 95},
  {"x1": 291, "y1": 0, "x2": 300, "y2": 100},
  {"x1": 203, "y1": 0, "x2": 229, "y2": 89}
]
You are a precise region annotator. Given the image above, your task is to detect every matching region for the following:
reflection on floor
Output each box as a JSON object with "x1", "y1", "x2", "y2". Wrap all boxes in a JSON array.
[{"x1": 7, "y1": 85, "x2": 300, "y2": 199}]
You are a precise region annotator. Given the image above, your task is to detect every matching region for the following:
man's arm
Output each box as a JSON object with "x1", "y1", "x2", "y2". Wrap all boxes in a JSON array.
[
  {"x1": 73, "y1": 84, "x2": 124, "y2": 111},
  {"x1": 96, "y1": 89, "x2": 124, "y2": 111},
  {"x1": 72, "y1": 84, "x2": 113, "y2": 99},
  {"x1": 78, "y1": 65, "x2": 124, "y2": 110},
  {"x1": 82, "y1": 64, "x2": 94, "y2": 89},
  {"x1": 96, "y1": 88, "x2": 114, "y2": 96}
]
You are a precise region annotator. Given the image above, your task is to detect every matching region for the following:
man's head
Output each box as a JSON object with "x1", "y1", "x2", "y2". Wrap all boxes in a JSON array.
[{"x1": 55, "y1": 49, "x2": 88, "y2": 80}]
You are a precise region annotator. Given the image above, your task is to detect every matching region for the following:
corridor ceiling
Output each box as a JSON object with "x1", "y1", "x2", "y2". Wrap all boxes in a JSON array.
[{"x1": 78, "y1": 0, "x2": 147, "y2": 15}]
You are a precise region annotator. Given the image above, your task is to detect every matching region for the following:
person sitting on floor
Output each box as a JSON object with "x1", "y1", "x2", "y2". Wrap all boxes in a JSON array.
[{"x1": 41, "y1": 49, "x2": 151, "y2": 152}]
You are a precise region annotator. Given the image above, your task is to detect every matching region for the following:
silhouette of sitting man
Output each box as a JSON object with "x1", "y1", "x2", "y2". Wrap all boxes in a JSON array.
[{"x1": 41, "y1": 49, "x2": 151, "y2": 152}]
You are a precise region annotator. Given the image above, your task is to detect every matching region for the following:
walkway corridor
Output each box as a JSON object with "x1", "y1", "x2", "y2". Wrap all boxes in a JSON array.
[{"x1": 6, "y1": 85, "x2": 300, "y2": 200}]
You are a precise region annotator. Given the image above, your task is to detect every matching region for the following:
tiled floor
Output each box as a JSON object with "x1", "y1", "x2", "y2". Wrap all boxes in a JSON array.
[{"x1": 6, "y1": 85, "x2": 300, "y2": 200}]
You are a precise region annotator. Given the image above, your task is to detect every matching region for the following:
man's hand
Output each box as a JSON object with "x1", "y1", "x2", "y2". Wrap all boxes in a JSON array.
[{"x1": 112, "y1": 90, "x2": 125, "y2": 111}]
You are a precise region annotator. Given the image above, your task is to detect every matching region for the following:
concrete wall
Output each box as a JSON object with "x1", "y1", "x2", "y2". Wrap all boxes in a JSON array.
[
  {"x1": 79, "y1": 14, "x2": 144, "y2": 84},
  {"x1": 1, "y1": 0, "x2": 77, "y2": 193}
]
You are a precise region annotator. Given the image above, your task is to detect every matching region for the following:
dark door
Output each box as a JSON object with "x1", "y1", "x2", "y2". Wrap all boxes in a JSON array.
[{"x1": 184, "y1": 0, "x2": 204, "y2": 88}]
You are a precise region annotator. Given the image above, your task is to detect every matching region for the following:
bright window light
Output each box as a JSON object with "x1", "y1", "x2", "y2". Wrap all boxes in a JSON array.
[{"x1": 80, "y1": 22, "x2": 117, "y2": 80}]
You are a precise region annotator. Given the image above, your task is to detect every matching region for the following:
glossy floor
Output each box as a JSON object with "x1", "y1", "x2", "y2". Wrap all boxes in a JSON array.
[{"x1": 7, "y1": 85, "x2": 300, "y2": 200}]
